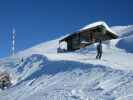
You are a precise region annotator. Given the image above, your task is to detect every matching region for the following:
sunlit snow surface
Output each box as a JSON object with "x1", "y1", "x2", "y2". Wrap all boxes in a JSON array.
[{"x1": 0, "y1": 22, "x2": 133, "y2": 100}]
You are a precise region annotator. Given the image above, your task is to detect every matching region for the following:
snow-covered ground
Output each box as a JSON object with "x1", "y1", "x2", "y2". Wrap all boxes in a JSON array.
[{"x1": 0, "y1": 21, "x2": 133, "y2": 100}]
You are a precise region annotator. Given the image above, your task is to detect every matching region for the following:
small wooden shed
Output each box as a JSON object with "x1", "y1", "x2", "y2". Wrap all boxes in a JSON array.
[{"x1": 59, "y1": 22, "x2": 118, "y2": 52}]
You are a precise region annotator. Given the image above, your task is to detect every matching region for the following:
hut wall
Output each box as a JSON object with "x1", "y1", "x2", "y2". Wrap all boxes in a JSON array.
[
  {"x1": 60, "y1": 25, "x2": 117, "y2": 52},
  {"x1": 67, "y1": 39, "x2": 73, "y2": 51},
  {"x1": 71, "y1": 34, "x2": 80, "y2": 50}
]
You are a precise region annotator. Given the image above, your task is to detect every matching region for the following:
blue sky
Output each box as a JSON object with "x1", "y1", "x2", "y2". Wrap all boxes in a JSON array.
[{"x1": 0, "y1": 0, "x2": 132, "y2": 58}]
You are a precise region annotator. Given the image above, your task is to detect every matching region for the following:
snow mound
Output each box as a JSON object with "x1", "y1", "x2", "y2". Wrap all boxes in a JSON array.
[
  {"x1": 16, "y1": 54, "x2": 48, "y2": 82},
  {"x1": 116, "y1": 35, "x2": 133, "y2": 53},
  {"x1": 111, "y1": 25, "x2": 133, "y2": 37}
]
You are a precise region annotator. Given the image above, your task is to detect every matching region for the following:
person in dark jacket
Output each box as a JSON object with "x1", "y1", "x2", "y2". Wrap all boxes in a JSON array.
[
  {"x1": 21, "y1": 58, "x2": 24, "y2": 62},
  {"x1": 96, "y1": 40, "x2": 102, "y2": 60}
]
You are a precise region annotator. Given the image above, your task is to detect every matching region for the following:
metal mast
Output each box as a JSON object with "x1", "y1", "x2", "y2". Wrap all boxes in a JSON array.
[{"x1": 12, "y1": 28, "x2": 15, "y2": 56}]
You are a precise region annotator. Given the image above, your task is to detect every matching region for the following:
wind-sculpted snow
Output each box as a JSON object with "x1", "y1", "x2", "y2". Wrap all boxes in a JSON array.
[
  {"x1": 110, "y1": 25, "x2": 133, "y2": 53},
  {"x1": 16, "y1": 54, "x2": 111, "y2": 83},
  {"x1": 0, "y1": 54, "x2": 133, "y2": 100},
  {"x1": 17, "y1": 54, "x2": 48, "y2": 73},
  {"x1": 16, "y1": 54, "x2": 48, "y2": 82},
  {"x1": 111, "y1": 25, "x2": 133, "y2": 38},
  {"x1": 116, "y1": 35, "x2": 133, "y2": 53}
]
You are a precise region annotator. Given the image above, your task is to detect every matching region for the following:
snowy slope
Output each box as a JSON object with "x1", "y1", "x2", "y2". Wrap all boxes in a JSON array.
[
  {"x1": 0, "y1": 21, "x2": 133, "y2": 100},
  {"x1": 111, "y1": 25, "x2": 133, "y2": 37},
  {"x1": 111, "y1": 25, "x2": 133, "y2": 53}
]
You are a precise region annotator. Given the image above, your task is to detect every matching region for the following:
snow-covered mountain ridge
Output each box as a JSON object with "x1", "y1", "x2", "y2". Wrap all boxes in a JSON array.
[{"x1": 0, "y1": 21, "x2": 133, "y2": 100}]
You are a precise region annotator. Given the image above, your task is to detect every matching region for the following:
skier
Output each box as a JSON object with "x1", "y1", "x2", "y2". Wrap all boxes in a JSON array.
[{"x1": 96, "y1": 40, "x2": 102, "y2": 60}]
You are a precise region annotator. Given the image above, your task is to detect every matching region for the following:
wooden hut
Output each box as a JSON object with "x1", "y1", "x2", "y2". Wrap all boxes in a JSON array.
[{"x1": 59, "y1": 22, "x2": 118, "y2": 52}]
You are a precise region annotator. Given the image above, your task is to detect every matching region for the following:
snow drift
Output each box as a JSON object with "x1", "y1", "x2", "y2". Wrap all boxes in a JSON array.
[{"x1": 116, "y1": 35, "x2": 133, "y2": 53}]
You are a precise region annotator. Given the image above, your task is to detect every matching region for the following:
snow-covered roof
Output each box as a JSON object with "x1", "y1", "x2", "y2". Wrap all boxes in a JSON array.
[
  {"x1": 80, "y1": 21, "x2": 117, "y2": 34},
  {"x1": 60, "y1": 21, "x2": 118, "y2": 42}
]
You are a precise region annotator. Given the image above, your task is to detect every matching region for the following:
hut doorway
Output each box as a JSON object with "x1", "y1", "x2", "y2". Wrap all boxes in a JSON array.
[{"x1": 57, "y1": 41, "x2": 67, "y2": 53}]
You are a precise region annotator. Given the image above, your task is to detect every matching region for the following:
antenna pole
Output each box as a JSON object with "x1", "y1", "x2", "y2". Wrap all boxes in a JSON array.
[{"x1": 12, "y1": 28, "x2": 15, "y2": 56}]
